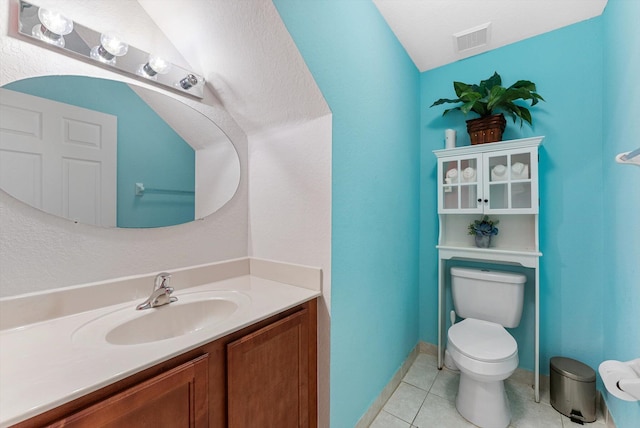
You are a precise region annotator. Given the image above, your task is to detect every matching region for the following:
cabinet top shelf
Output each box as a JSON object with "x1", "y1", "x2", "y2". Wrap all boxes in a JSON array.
[
  {"x1": 437, "y1": 244, "x2": 542, "y2": 257},
  {"x1": 437, "y1": 245, "x2": 542, "y2": 268},
  {"x1": 434, "y1": 136, "x2": 544, "y2": 158}
]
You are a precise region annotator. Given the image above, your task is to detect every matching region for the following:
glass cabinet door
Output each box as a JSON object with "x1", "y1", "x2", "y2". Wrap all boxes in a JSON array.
[
  {"x1": 484, "y1": 148, "x2": 537, "y2": 213},
  {"x1": 439, "y1": 156, "x2": 481, "y2": 213}
]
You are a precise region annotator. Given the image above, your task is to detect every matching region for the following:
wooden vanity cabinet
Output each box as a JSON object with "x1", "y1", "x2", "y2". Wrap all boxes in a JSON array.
[
  {"x1": 13, "y1": 299, "x2": 317, "y2": 428},
  {"x1": 47, "y1": 354, "x2": 209, "y2": 428},
  {"x1": 227, "y1": 308, "x2": 311, "y2": 427}
]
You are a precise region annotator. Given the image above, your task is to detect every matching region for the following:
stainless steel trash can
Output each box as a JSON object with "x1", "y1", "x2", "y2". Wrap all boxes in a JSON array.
[{"x1": 550, "y1": 357, "x2": 596, "y2": 423}]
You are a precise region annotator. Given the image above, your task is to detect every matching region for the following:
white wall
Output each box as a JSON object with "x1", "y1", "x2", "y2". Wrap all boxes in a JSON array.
[
  {"x1": 248, "y1": 114, "x2": 332, "y2": 428},
  {"x1": 0, "y1": 0, "x2": 249, "y2": 296},
  {"x1": 1, "y1": 2, "x2": 332, "y2": 425},
  {"x1": 248, "y1": 116, "x2": 332, "y2": 306}
]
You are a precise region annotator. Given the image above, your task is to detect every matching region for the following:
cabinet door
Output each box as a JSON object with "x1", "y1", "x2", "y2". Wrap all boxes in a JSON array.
[
  {"x1": 483, "y1": 147, "x2": 538, "y2": 214},
  {"x1": 437, "y1": 155, "x2": 483, "y2": 214},
  {"x1": 227, "y1": 309, "x2": 310, "y2": 428},
  {"x1": 48, "y1": 354, "x2": 209, "y2": 428}
]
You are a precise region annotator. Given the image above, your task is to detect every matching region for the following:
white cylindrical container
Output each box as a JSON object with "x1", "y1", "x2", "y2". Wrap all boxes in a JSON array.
[{"x1": 445, "y1": 129, "x2": 456, "y2": 149}]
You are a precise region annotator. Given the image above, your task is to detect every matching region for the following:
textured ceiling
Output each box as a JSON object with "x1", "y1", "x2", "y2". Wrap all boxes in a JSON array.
[
  {"x1": 137, "y1": 0, "x2": 329, "y2": 135},
  {"x1": 373, "y1": 0, "x2": 608, "y2": 72},
  {"x1": 137, "y1": 0, "x2": 608, "y2": 133}
]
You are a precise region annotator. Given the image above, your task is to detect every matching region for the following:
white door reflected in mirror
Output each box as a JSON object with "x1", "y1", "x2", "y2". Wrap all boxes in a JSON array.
[{"x1": 0, "y1": 89, "x2": 117, "y2": 227}]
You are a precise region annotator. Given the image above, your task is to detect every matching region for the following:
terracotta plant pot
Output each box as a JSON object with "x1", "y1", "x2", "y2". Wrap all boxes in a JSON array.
[{"x1": 466, "y1": 113, "x2": 506, "y2": 145}]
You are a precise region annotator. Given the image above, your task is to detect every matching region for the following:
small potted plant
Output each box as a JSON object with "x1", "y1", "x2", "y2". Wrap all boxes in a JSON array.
[
  {"x1": 468, "y1": 215, "x2": 499, "y2": 248},
  {"x1": 430, "y1": 72, "x2": 544, "y2": 145}
]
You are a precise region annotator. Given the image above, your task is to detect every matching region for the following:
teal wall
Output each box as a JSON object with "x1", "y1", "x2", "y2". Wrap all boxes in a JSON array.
[
  {"x1": 420, "y1": 0, "x2": 640, "y2": 428},
  {"x1": 276, "y1": 1, "x2": 637, "y2": 425},
  {"x1": 273, "y1": 1, "x2": 421, "y2": 427},
  {"x1": 422, "y1": 4, "x2": 640, "y2": 426},
  {"x1": 602, "y1": 0, "x2": 640, "y2": 426},
  {"x1": 421, "y1": 18, "x2": 606, "y2": 376},
  {"x1": 4, "y1": 76, "x2": 195, "y2": 228}
]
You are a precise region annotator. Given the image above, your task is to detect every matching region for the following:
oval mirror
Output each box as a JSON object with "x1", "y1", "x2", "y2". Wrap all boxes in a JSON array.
[{"x1": 0, "y1": 76, "x2": 240, "y2": 228}]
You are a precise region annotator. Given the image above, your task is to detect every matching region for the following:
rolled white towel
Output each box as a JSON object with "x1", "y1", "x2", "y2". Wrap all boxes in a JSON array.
[
  {"x1": 511, "y1": 162, "x2": 529, "y2": 180},
  {"x1": 462, "y1": 167, "x2": 476, "y2": 182},
  {"x1": 491, "y1": 164, "x2": 507, "y2": 181},
  {"x1": 512, "y1": 162, "x2": 524, "y2": 175},
  {"x1": 445, "y1": 168, "x2": 458, "y2": 183}
]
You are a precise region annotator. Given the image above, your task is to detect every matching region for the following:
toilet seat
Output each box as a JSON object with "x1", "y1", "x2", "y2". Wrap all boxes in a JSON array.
[{"x1": 448, "y1": 318, "x2": 517, "y2": 363}]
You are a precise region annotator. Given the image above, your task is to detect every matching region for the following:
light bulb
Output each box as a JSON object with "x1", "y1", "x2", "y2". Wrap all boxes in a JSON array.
[
  {"x1": 90, "y1": 33, "x2": 128, "y2": 65},
  {"x1": 31, "y1": 8, "x2": 73, "y2": 48},
  {"x1": 137, "y1": 55, "x2": 171, "y2": 80},
  {"x1": 179, "y1": 74, "x2": 199, "y2": 90}
]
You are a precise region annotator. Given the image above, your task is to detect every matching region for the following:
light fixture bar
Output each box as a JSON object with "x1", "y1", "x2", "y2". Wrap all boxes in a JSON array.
[{"x1": 16, "y1": 0, "x2": 205, "y2": 99}]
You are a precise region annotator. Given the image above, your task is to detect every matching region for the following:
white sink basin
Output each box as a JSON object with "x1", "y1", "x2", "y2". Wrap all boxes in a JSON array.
[{"x1": 73, "y1": 290, "x2": 250, "y2": 346}]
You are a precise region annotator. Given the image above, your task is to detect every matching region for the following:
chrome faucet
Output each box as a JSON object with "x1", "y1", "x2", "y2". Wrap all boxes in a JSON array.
[{"x1": 136, "y1": 272, "x2": 178, "y2": 310}]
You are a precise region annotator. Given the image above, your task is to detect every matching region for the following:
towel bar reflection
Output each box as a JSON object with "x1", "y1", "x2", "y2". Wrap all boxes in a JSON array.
[
  {"x1": 616, "y1": 147, "x2": 640, "y2": 166},
  {"x1": 135, "y1": 182, "x2": 195, "y2": 196}
]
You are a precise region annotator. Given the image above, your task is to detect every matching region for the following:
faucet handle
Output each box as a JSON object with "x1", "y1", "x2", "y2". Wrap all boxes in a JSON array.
[
  {"x1": 154, "y1": 272, "x2": 171, "y2": 290},
  {"x1": 151, "y1": 289, "x2": 177, "y2": 307}
]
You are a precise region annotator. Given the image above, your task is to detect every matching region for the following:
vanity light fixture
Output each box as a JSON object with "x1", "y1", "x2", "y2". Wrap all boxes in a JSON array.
[
  {"x1": 16, "y1": 0, "x2": 205, "y2": 99},
  {"x1": 90, "y1": 33, "x2": 129, "y2": 66},
  {"x1": 31, "y1": 8, "x2": 73, "y2": 48},
  {"x1": 137, "y1": 54, "x2": 172, "y2": 80}
]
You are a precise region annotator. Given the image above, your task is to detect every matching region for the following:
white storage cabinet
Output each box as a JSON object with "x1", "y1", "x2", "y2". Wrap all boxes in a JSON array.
[{"x1": 433, "y1": 136, "x2": 544, "y2": 402}]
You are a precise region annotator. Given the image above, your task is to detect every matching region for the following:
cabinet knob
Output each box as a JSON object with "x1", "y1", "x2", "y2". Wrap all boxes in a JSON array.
[
  {"x1": 484, "y1": 199, "x2": 489, "y2": 203},
  {"x1": 477, "y1": 198, "x2": 482, "y2": 203}
]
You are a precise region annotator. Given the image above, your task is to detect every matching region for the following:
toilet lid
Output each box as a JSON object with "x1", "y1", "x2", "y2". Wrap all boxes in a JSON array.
[{"x1": 448, "y1": 318, "x2": 517, "y2": 362}]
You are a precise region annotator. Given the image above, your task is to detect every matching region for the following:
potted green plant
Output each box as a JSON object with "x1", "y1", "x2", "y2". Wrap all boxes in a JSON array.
[
  {"x1": 431, "y1": 72, "x2": 544, "y2": 145},
  {"x1": 468, "y1": 215, "x2": 499, "y2": 248}
]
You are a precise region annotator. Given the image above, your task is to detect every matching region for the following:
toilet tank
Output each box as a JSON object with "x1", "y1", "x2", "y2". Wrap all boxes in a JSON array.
[{"x1": 451, "y1": 267, "x2": 526, "y2": 328}]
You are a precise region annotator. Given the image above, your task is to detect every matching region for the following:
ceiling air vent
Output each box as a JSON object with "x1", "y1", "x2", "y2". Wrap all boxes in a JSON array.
[{"x1": 454, "y1": 22, "x2": 491, "y2": 53}]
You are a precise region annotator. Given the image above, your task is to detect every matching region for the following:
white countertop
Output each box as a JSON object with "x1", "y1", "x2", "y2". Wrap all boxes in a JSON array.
[{"x1": 0, "y1": 258, "x2": 321, "y2": 427}]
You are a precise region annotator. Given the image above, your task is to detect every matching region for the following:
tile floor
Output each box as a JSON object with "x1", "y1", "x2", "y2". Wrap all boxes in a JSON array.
[{"x1": 369, "y1": 353, "x2": 607, "y2": 428}]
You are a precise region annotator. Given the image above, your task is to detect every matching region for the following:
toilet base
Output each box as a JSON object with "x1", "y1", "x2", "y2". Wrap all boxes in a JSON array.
[{"x1": 456, "y1": 373, "x2": 511, "y2": 428}]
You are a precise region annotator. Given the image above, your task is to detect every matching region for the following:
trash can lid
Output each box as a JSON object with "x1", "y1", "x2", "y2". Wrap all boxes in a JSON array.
[{"x1": 550, "y1": 357, "x2": 596, "y2": 382}]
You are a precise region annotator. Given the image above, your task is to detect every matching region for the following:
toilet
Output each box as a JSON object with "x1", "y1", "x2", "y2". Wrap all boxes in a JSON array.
[{"x1": 447, "y1": 267, "x2": 526, "y2": 428}]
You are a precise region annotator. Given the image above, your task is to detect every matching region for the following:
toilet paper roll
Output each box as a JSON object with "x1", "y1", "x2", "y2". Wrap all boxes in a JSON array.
[
  {"x1": 599, "y1": 359, "x2": 640, "y2": 401},
  {"x1": 445, "y1": 129, "x2": 456, "y2": 149}
]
